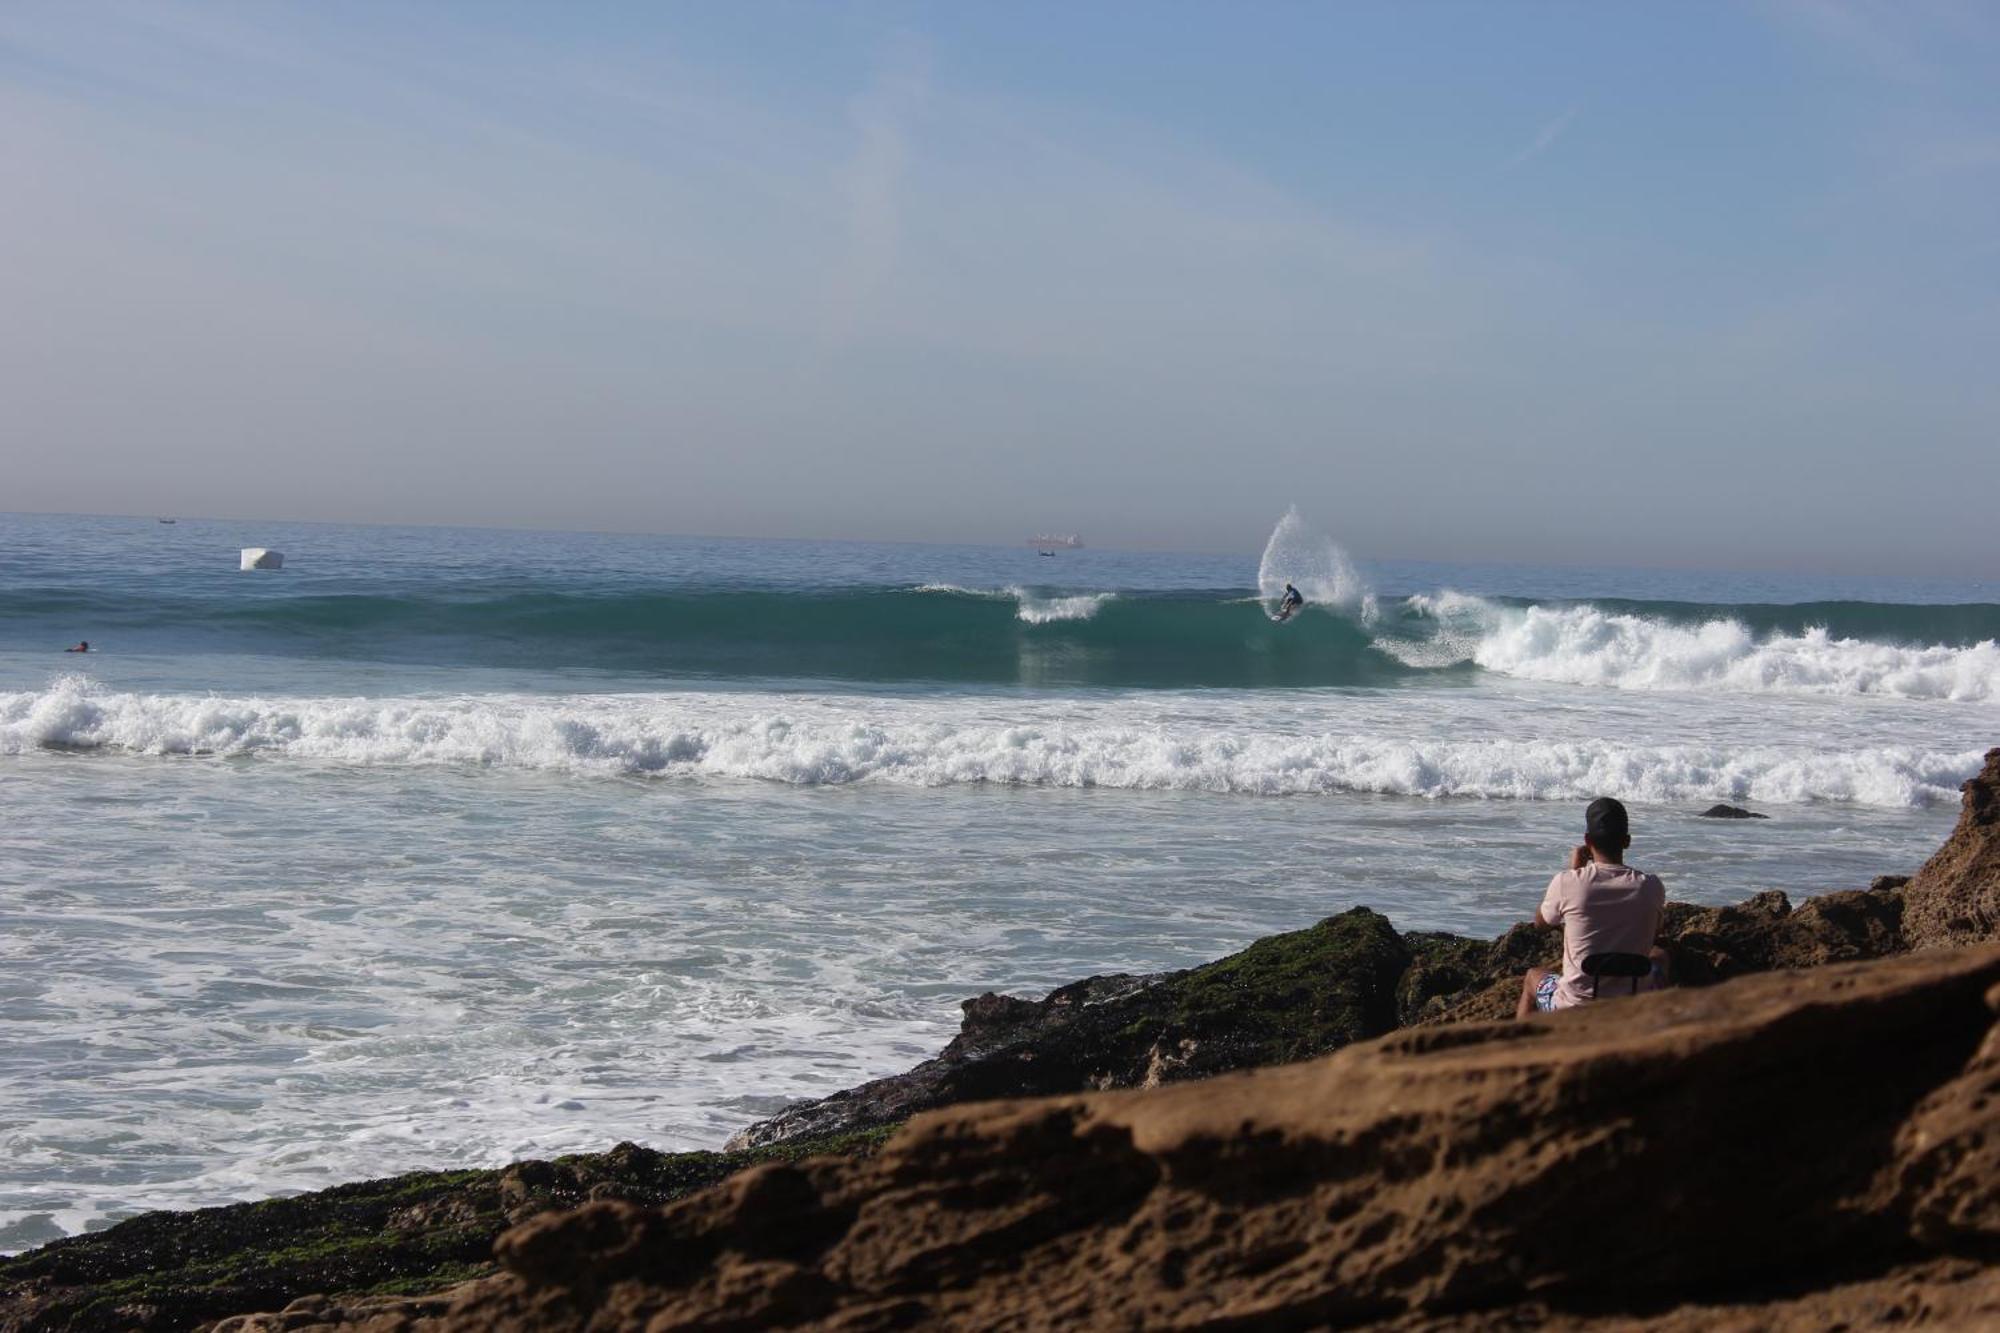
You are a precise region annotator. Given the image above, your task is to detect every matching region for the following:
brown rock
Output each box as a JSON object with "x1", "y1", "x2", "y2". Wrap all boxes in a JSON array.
[
  {"x1": 1414, "y1": 882, "x2": 1910, "y2": 1026},
  {"x1": 296, "y1": 944, "x2": 2000, "y2": 1331},
  {"x1": 1903, "y1": 747, "x2": 2000, "y2": 949},
  {"x1": 1889, "y1": 977, "x2": 2000, "y2": 1247}
]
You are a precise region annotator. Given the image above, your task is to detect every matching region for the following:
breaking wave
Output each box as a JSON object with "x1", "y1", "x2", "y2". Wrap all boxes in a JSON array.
[
  {"x1": 1389, "y1": 593, "x2": 2000, "y2": 702},
  {"x1": 2, "y1": 677, "x2": 1982, "y2": 807},
  {"x1": 2, "y1": 580, "x2": 1995, "y2": 697},
  {"x1": 1256, "y1": 506, "x2": 1375, "y2": 622}
]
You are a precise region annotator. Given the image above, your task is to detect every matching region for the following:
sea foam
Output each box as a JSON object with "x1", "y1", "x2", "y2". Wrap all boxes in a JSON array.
[
  {"x1": 1256, "y1": 506, "x2": 1376, "y2": 621},
  {"x1": 1397, "y1": 594, "x2": 2000, "y2": 702},
  {"x1": 912, "y1": 583, "x2": 1113, "y2": 624},
  {"x1": 2, "y1": 677, "x2": 1980, "y2": 807}
]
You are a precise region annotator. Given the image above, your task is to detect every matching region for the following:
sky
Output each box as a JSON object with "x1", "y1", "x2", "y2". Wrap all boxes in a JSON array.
[{"x1": 1, "y1": 1, "x2": 1996, "y2": 576}]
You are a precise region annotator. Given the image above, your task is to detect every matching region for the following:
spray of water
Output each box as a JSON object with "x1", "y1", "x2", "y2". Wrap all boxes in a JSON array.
[{"x1": 1255, "y1": 507, "x2": 1375, "y2": 622}]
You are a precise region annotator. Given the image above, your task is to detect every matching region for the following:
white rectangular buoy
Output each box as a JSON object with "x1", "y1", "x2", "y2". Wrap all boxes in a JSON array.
[{"x1": 240, "y1": 548, "x2": 284, "y2": 570}]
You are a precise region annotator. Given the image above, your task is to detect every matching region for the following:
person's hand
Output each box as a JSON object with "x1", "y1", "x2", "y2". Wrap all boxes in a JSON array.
[{"x1": 1568, "y1": 844, "x2": 1591, "y2": 871}]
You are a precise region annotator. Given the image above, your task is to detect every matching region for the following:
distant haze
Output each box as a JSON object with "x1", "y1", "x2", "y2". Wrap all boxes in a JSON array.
[{"x1": 2, "y1": 2, "x2": 1996, "y2": 576}]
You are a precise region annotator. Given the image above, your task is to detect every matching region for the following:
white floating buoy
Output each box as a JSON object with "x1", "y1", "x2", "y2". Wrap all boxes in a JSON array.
[{"x1": 240, "y1": 548, "x2": 285, "y2": 571}]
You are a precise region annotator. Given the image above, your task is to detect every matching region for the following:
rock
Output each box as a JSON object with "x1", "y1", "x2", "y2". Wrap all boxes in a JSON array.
[
  {"x1": 303, "y1": 945, "x2": 2000, "y2": 1330},
  {"x1": 1697, "y1": 804, "x2": 1768, "y2": 819},
  {"x1": 740, "y1": 874, "x2": 1937, "y2": 1140},
  {"x1": 728, "y1": 907, "x2": 1414, "y2": 1149},
  {"x1": 0, "y1": 1134, "x2": 891, "y2": 1332},
  {"x1": 1902, "y1": 747, "x2": 2000, "y2": 950}
]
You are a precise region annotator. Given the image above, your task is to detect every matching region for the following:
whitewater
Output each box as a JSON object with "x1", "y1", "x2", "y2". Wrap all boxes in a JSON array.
[
  {"x1": 0, "y1": 511, "x2": 1994, "y2": 1250},
  {"x1": 1382, "y1": 592, "x2": 2000, "y2": 701},
  {"x1": 1, "y1": 675, "x2": 1984, "y2": 807}
]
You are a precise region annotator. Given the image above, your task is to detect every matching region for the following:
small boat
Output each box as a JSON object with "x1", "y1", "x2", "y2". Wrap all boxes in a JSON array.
[{"x1": 159, "y1": 518, "x2": 177, "y2": 524}]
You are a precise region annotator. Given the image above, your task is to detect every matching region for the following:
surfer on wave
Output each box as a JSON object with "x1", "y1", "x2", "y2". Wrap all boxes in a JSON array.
[
  {"x1": 1276, "y1": 584, "x2": 1304, "y2": 621},
  {"x1": 65, "y1": 641, "x2": 89, "y2": 653}
]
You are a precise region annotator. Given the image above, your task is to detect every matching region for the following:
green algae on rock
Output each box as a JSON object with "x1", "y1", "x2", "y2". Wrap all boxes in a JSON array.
[
  {"x1": 0, "y1": 1132, "x2": 891, "y2": 1333},
  {"x1": 728, "y1": 906, "x2": 1414, "y2": 1149}
]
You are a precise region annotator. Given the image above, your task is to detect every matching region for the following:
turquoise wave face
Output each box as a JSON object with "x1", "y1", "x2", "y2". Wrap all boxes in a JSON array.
[
  {"x1": 0, "y1": 586, "x2": 1419, "y2": 688},
  {"x1": 5, "y1": 580, "x2": 1999, "y2": 691}
]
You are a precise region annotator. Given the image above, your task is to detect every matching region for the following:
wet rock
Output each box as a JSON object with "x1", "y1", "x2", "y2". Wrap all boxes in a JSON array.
[
  {"x1": 729, "y1": 907, "x2": 1414, "y2": 1149},
  {"x1": 1698, "y1": 804, "x2": 1769, "y2": 819},
  {"x1": 0, "y1": 1135, "x2": 889, "y2": 1332}
]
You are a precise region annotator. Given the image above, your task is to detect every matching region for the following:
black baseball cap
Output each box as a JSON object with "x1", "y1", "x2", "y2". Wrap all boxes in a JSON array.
[{"x1": 1585, "y1": 796, "x2": 1629, "y2": 845}]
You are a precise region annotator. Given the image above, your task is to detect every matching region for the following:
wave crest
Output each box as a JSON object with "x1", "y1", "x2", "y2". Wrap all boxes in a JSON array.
[
  {"x1": 911, "y1": 583, "x2": 1113, "y2": 624},
  {"x1": 1394, "y1": 594, "x2": 2000, "y2": 702}
]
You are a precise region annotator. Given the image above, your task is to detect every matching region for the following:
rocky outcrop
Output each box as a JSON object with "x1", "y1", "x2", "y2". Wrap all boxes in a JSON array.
[
  {"x1": 729, "y1": 908, "x2": 1414, "y2": 1149},
  {"x1": 0, "y1": 1134, "x2": 891, "y2": 1333},
  {"x1": 730, "y1": 751, "x2": 2000, "y2": 1148},
  {"x1": 736, "y1": 879, "x2": 1919, "y2": 1143},
  {"x1": 255, "y1": 944, "x2": 2000, "y2": 1330},
  {"x1": 1903, "y1": 747, "x2": 2000, "y2": 949},
  {"x1": 1697, "y1": 803, "x2": 1768, "y2": 818},
  {"x1": 1412, "y1": 881, "x2": 1910, "y2": 1025}
]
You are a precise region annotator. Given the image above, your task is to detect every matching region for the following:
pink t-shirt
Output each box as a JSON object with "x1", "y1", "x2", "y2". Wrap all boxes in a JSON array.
[{"x1": 1539, "y1": 862, "x2": 1666, "y2": 1009}]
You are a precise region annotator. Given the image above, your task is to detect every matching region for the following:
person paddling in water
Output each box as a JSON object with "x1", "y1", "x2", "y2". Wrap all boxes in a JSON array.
[
  {"x1": 65, "y1": 641, "x2": 89, "y2": 653},
  {"x1": 1278, "y1": 584, "x2": 1304, "y2": 620}
]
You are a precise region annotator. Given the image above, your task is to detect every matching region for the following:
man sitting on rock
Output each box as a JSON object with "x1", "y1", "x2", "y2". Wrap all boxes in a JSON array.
[{"x1": 1516, "y1": 796, "x2": 1670, "y2": 1019}]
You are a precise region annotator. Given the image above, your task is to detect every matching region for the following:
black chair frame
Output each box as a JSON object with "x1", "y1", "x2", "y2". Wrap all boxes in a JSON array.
[{"x1": 1581, "y1": 951, "x2": 1652, "y2": 999}]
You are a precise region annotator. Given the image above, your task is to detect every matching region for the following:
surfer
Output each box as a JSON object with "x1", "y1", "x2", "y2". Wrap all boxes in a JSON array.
[
  {"x1": 65, "y1": 641, "x2": 89, "y2": 653},
  {"x1": 1277, "y1": 584, "x2": 1304, "y2": 621}
]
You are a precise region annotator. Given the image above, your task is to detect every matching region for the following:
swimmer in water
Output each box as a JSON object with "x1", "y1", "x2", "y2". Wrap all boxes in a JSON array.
[{"x1": 65, "y1": 641, "x2": 89, "y2": 653}]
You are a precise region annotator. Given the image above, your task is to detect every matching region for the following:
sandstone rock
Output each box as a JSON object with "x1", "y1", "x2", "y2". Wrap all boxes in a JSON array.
[
  {"x1": 0, "y1": 1136, "x2": 889, "y2": 1332},
  {"x1": 318, "y1": 945, "x2": 2000, "y2": 1331},
  {"x1": 1902, "y1": 747, "x2": 2000, "y2": 950}
]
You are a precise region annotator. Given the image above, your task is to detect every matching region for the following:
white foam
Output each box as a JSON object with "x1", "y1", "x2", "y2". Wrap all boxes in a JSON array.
[
  {"x1": 1, "y1": 677, "x2": 1979, "y2": 807},
  {"x1": 1256, "y1": 506, "x2": 1376, "y2": 621},
  {"x1": 911, "y1": 582, "x2": 1113, "y2": 623},
  {"x1": 1010, "y1": 588, "x2": 1113, "y2": 624},
  {"x1": 1395, "y1": 594, "x2": 2000, "y2": 703}
]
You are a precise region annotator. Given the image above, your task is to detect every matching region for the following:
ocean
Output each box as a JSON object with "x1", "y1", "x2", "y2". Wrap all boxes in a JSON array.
[{"x1": 1, "y1": 509, "x2": 1995, "y2": 1250}]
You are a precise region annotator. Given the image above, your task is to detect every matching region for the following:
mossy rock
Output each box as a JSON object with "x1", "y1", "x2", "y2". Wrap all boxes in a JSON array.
[
  {"x1": 1396, "y1": 930, "x2": 1500, "y2": 1024},
  {"x1": 0, "y1": 1130, "x2": 892, "y2": 1332},
  {"x1": 736, "y1": 908, "x2": 1416, "y2": 1147},
  {"x1": 1101, "y1": 906, "x2": 1412, "y2": 1073}
]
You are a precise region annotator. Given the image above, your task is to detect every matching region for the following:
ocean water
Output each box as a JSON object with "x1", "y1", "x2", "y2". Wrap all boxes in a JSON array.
[{"x1": 1, "y1": 510, "x2": 1995, "y2": 1250}]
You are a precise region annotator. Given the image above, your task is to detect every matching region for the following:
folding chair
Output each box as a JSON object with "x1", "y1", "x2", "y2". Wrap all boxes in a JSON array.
[{"x1": 1581, "y1": 952, "x2": 1652, "y2": 999}]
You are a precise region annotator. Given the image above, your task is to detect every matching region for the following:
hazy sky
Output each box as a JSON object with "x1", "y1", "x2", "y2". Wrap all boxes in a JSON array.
[{"x1": 3, "y1": 2, "x2": 1996, "y2": 575}]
